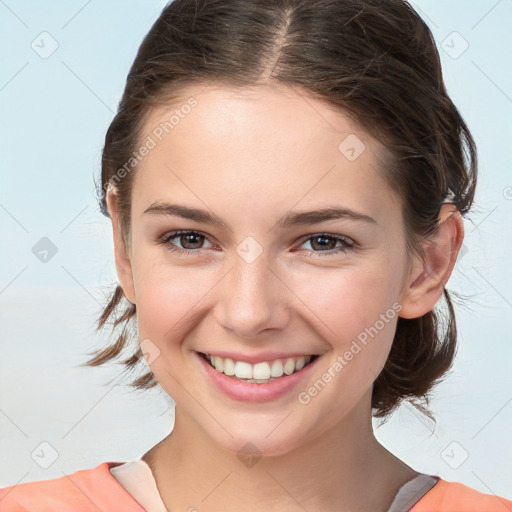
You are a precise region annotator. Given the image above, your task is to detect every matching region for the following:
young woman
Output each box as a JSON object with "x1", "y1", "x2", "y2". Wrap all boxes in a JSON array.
[{"x1": 1, "y1": 0, "x2": 510, "y2": 510}]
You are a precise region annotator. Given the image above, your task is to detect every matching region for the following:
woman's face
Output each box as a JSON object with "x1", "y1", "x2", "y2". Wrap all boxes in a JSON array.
[{"x1": 114, "y1": 83, "x2": 416, "y2": 456}]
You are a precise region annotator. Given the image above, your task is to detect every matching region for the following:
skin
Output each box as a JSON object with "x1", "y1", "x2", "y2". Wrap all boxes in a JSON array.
[{"x1": 106, "y1": 83, "x2": 464, "y2": 511}]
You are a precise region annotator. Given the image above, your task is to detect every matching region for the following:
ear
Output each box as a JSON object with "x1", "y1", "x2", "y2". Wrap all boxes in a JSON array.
[
  {"x1": 105, "y1": 185, "x2": 136, "y2": 304},
  {"x1": 399, "y1": 203, "x2": 464, "y2": 319}
]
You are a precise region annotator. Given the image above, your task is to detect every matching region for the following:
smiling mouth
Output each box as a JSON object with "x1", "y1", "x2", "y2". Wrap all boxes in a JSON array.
[{"x1": 198, "y1": 352, "x2": 320, "y2": 383}]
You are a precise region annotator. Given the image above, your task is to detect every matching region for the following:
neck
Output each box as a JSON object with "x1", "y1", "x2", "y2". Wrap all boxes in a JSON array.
[{"x1": 143, "y1": 400, "x2": 418, "y2": 512}]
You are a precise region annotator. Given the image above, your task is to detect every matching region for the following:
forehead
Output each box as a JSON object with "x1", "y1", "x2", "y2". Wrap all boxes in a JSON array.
[
  {"x1": 143, "y1": 82, "x2": 376, "y2": 152},
  {"x1": 133, "y1": 82, "x2": 399, "y2": 223}
]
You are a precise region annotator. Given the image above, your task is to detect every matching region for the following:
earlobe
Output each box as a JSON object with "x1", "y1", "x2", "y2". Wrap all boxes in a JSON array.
[
  {"x1": 105, "y1": 185, "x2": 136, "y2": 305},
  {"x1": 399, "y1": 204, "x2": 464, "y2": 319}
]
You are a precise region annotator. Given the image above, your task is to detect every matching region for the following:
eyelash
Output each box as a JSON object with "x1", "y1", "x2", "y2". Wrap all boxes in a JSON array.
[{"x1": 157, "y1": 230, "x2": 356, "y2": 257}]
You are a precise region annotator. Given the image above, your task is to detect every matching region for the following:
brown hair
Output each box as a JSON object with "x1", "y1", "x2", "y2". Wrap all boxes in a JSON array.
[{"x1": 85, "y1": 0, "x2": 477, "y2": 421}]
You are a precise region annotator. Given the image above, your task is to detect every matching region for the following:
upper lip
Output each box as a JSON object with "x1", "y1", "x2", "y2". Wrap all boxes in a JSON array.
[{"x1": 197, "y1": 350, "x2": 320, "y2": 365}]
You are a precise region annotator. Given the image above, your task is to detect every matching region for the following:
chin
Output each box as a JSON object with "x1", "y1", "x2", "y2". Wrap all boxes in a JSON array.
[{"x1": 203, "y1": 416, "x2": 311, "y2": 460}]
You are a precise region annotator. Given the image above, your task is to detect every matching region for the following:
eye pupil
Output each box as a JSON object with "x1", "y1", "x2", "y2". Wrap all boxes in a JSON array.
[
  {"x1": 181, "y1": 233, "x2": 203, "y2": 249},
  {"x1": 163, "y1": 231, "x2": 352, "y2": 256},
  {"x1": 311, "y1": 235, "x2": 336, "y2": 251}
]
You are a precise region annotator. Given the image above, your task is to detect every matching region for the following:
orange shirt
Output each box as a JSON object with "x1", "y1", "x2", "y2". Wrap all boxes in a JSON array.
[
  {"x1": 409, "y1": 478, "x2": 512, "y2": 512},
  {"x1": 1, "y1": 461, "x2": 511, "y2": 511}
]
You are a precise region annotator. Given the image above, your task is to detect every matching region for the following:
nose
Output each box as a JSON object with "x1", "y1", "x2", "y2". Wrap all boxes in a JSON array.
[{"x1": 214, "y1": 250, "x2": 291, "y2": 339}]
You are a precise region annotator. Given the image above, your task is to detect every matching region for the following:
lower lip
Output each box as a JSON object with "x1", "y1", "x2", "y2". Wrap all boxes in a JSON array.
[{"x1": 195, "y1": 351, "x2": 320, "y2": 403}]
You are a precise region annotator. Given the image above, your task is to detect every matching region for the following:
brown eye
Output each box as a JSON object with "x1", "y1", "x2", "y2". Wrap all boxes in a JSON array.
[
  {"x1": 298, "y1": 233, "x2": 355, "y2": 255},
  {"x1": 177, "y1": 232, "x2": 205, "y2": 249},
  {"x1": 158, "y1": 230, "x2": 213, "y2": 255},
  {"x1": 310, "y1": 235, "x2": 338, "y2": 251}
]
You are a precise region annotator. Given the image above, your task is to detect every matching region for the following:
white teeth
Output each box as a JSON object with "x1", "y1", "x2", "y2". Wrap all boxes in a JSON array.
[
  {"x1": 212, "y1": 356, "x2": 224, "y2": 372},
  {"x1": 223, "y1": 358, "x2": 235, "y2": 376},
  {"x1": 283, "y1": 358, "x2": 296, "y2": 375},
  {"x1": 234, "y1": 377, "x2": 276, "y2": 383},
  {"x1": 234, "y1": 361, "x2": 253, "y2": 379},
  {"x1": 270, "y1": 359, "x2": 283, "y2": 377},
  {"x1": 205, "y1": 353, "x2": 316, "y2": 381},
  {"x1": 252, "y1": 362, "x2": 271, "y2": 380}
]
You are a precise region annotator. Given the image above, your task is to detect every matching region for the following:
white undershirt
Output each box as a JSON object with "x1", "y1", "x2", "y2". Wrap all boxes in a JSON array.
[
  {"x1": 110, "y1": 459, "x2": 438, "y2": 512},
  {"x1": 110, "y1": 459, "x2": 167, "y2": 512}
]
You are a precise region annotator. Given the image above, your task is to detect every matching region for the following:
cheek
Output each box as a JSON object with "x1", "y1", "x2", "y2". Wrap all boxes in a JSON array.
[
  {"x1": 131, "y1": 256, "x2": 210, "y2": 345},
  {"x1": 292, "y1": 263, "x2": 400, "y2": 347},
  {"x1": 132, "y1": 242, "x2": 405, "y2": 359},
  {"x1": 293, "y1": 268, "x2": 402, "y2": 414}
]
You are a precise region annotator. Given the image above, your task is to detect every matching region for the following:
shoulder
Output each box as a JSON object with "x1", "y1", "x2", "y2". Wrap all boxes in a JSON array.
[
  {"x1": 411, "y1": 477, "x2": 512, "y2": 512},
  {"x1": 0, "y1": 462, "x2": 144, "y2": 512}
]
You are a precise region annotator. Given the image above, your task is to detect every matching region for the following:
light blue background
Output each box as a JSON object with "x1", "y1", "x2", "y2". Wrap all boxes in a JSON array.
[{"x1": 1, "y1": 0, "x2": 511, "y2": 500}]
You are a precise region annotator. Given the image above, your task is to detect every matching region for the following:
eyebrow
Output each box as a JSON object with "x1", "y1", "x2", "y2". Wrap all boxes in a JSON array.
[{"x1": 143, "y1": 202, "x2": 377, "y2": 230}]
